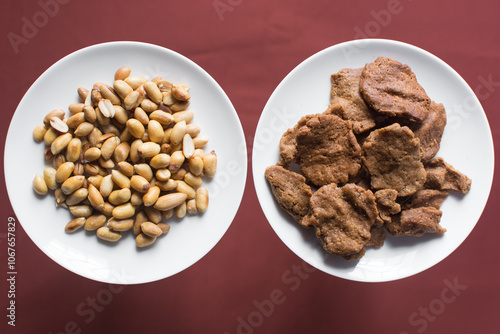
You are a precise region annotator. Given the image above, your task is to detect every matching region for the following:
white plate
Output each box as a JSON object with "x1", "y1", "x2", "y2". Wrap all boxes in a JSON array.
[
  {"x1": 253, "y1": 39, "x2": 494, "y2": 282},
  {"x1": 5, "y1": 41, "x2": 247, "y2": 284}
]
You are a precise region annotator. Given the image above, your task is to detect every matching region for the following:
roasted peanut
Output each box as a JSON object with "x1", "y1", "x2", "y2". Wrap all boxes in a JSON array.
[
  {"x1": 97, "y1": 226, "x2": 121, "y2": 242},
  {"x1": 135, "y1": 233, "x2": 156, "y2": 247},
  {"x1": 33, "y1": 174, "x2": 48, "y2": 195},
  {"x1": 65, "y1": 218, "x2": 86, "y2": 233},
  {"x1": 154, "y1": 192, "x2": 187, "y2": 211},
  {"x1": 195, "y1": 187, "x2": 209, "y2": 213},
  {"x1": 84, "y1": 214, "x2": 107, "y2": 231}
]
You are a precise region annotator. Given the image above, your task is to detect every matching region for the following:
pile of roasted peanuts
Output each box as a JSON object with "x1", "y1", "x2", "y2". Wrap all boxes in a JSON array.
[{"x1": 32, "y1": 67, "x2": 216, "y2": 248}]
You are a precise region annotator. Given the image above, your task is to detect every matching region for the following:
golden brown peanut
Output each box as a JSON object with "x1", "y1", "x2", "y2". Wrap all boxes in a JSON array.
[
  {"x1": 196, "y1": 187, "x2": 209, "y2": 213},
  {"x1": 188, "y1": 156, "x2": 204, "y2": 176},
  {"x1": 133, "y1": 211, "x2": 149, "y2": 235},
  {"x1": 83, "y1": 105, "x2": 97, "y2": 123},
  {"x1": 124, "y1": 90, "x2": 141, "y2": 110},
  {"x1": 44, "y1": 148, "x2": 54, "y2": 162},
  {"x1": 43, "y1": 167, "x2": 57, "y2": 190},
  {"x1": 182, "y1": 134, "x2": 195, "y2": 159},
  {"x1": 135, "y1": 84, "x2": 146, "y2": 106},
  {"x1": 33, "y1": 124, "x2": 48, "y2": 142},
  {"x1": 112, "y1": 142, "x2": 129, "y2": 162},
  {"x1": 140, "y1": 99, "x2": 158, "y2": 112},
  {"x1": 53, "y1": 154, "x2": 66, "y2": 170},
  {"x1": 117, "y1": 161, "x2": 134, "y2": 177},
  {"x1": 98, "y1": 157, "x2": 115, "y2": 169},
  {"x1": 168, "y1": 151, "x2": 185, "y2": 173},
  {"x1": 69, "y1": 103, "x2": 85, "y2": 115},
  {"x1": 84, "y1": 87, "x2": 92, "y2": 106},
  {"x1": 171, "y1": 168, "x2": 187, "y2": 180},
  {"x1": 163, "y1": 128, "x2": 173, "y2": 144},
  {"x1": 43, "y1": 127, "x2": 59, "y2": 146},
  {"x1": 176, "y1": 181, "x2": 195, "y2": 199},
  {"x1": 51, "y1": 133, "x2": 73, "y2": 155},
  {"x1": 113, "y1": 105, "x2": 128, "y2": 124},
  {"x1": 55, "y1": 188, "x2": 67, "y2": 206},
  {"x1": 173, "y1": 110, "x2": 194, "y2": 124},
  {"x1": 101, "y1": 202, "x2": 115, "y2": 217},
  {"x1": 84, "y1": 214, "x2": 107, "y2": 231},
  {"x1": 97, "y1": 226, "x2": 121, "y2": 242},
  {"x1": 78, "y1": 87, "x2": 89, "y2": 102},
  {"x1": 154, "y1": 192, "x2": 187, "y2": 211},
  {"x1": 193, "y1": 135, "x2": 209, "y2": 148},
  {"x1": 108, "y1": 188, "x2": 132, "y2": 205},
  {"x1": 43, "y1": 109, "x2": 65, "y2": 127},
  {"x1": 141, "y1": 222, "x2": 162, "y2": 237},
  {"x1": 88, "y1": 184, "x2": 105, "y2": 211},
  {"x1": 148, "y1": 120, "x2": 164, "y2": 143},
  {"x1": 95, "y1": 108, "x2": 110, "y2": 126},
  {"x1": 125, "y1": 75, "x2": 147, "y2": 89},
  {"x1": 144, "y1": 207, "x2": 162, "y2": 224},
  {"x1": 155, "y1": 179, "x2": 177, "y2": 192},
  {"x1": 84, "y1": 163, "x2": 101, "y2": 176},
  {"x1": 133, "y1": 163, "x2": 153, "y2": 181},
  {"x1": 99, "y1": 174, "x2": 114, "y2": 198},
  {"x1": 129, "y1": 139, "x2": 143, "y2": 163},
  {"x1": 130, "y1": 191, "x2": 143, "y2": 206},
  {"x1": 100, "y1": 136, "x2": 120, "y2": 160},
  {"x1": 84, "y1": 147, "x2": 101, "y2": 161},
  {"x1": 66, "y1": 112, "x2": 86, "y2": 129},
  {"x1": 126, "y1": 118, "x2": 145, "y2": 139},
  {"x1": 115, "y1": 67, "x2": 131, "y2": 81},
  {"x1": 50, "y1": 116, "x2": 69, "y2": 133},
  {"x1": 143, "y1": 186, "x2": 160, "y2": 207},
  {"x1": 88, "y1": 127, "x2": 102, "y2": 147},
  {"x1": 203, "y1": 151, "x2": 217, "y2": 177},
  {"x1": 113, "y1": 80, "x2": 133, "y2": 100},
  {"x1": 91, "y1": 85, "x2": 103, "y2": 105},
  {"x1": 136, "y1": 233, "x2": 156, "y2": 247},
  {"x1": 65, "y1": 138, "x2": 82, "y2": 162},
  {"x1": 156, "y1": 168, "x2": 171, "y2": 181},
  {"x1": 55, "y1": 162, "x2": 75, "y2": 183},
  {"x1": 187, "y1": 199, "x2": 197, "y2": 215},
  {"x1": 137, "y1": 142, "x2": 161, "y2": 158},
  {"x1": 74, "y1": 122, "x2": 95, "y2": 137},
  {"x1": 111, "y1": 170, "x2": 131, "y2": 189},
  {"x1": 170, "y1": 121, "x2": 187, "y2": 145},
  {"x1": 98, "y1": 84, "x2": 121, "y2": 105},
  {"x1": 174, "y1": 201, "x2": 187, "y2": 218},
  {"x1": 184, "y1": 172, "x2": 203, "y2": 188},
  {"x1": 119, "y1": 127, "x2": 133, "y2": 143},
  {"x1": 186, "y1": 124, "x2": 201, "y2": 138},
  {"x1": 171, "y1": 84, "x2": 190, "y2": 101},
  {"x1": 65, "y1": 217, "x2": 86, "y2": 233},
  {"x1": 144, "y1": 81, "x2": 162, "y2": 103},
  {"x1": 134, "y1": 109, "x2": 149, "y2": 126},
  {"x1": 65, "y1": 187, "x2": 88, "y2": 206},
  {"x1": 149, "y1": 110, "x2": 174, "y2": 126},
  {"x1": 73, "y1": 163, "x2": 85, "y2": 176},
  {"x1": 69, "y1": 205, "x2": 93, "y2": 217},
  {"x1": 87, "y1": 175, "x2": 103, "y2": 189},
  {"x1": 112, "y1": 202, "x2": 135, "y2": 219},
  {"x1": 108, "y1": 217, "x2": 134, "y2": 232},
  {"x1": 33, "y1": 174, "x2": 48, "y2": 195},
  {"x1": 61, "y1": 175, "x2": 85, "y2": 195},
  {"x1": 171, "y1": 100, "x2": 190, "y2": 112},
  {"x1": 157, "y1": 223, "x2": 171, "y2": 234},
  {"x1": 150, "y1": 153, "x2": 171, "y2": 169},
  {"x1": 130, "y1": 175, "x2": 150, "y2": 193},
  {"x1": 158, "y1": 80, "x2": 172, "y2": 92}
]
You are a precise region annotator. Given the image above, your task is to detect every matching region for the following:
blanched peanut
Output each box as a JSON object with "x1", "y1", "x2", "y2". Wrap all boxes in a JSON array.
[
  {"x1": 203, "y1": 151, "x2": 217, "y2": 177},
  {"x1": 196, "y1": 187, "x2": 209, "y2": 213},
  {"x1": 33, "y1": 174, "x2": 48, "y2": 195},
  {"x1": 154, "y1": 192, "x2": 187, "y2": 211}
]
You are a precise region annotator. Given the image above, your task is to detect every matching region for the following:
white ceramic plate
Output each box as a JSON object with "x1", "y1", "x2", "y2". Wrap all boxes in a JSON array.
[
  {"x1": 253, "y1": 39, "x2": 494, "y2": 282},
  {"x1": 5, "y1": 41, "x2": 247, "y2": 284}
]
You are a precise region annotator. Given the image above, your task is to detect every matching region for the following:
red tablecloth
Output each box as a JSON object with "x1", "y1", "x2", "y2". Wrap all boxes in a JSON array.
[{"x1": 1, "y1": 1, "x2": 499, "y2": 333}]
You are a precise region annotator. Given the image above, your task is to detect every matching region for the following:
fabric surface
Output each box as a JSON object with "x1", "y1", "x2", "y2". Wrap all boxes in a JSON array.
[{"x1": 1, "y1": 0, "x2": 499, "y2": 333}]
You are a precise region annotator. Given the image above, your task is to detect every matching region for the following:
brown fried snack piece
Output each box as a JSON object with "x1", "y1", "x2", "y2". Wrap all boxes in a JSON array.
[
  {"x1": 385, "y1": 207, "x2": 445, "y2": 236},
  {"x1": 402, "y1": 189, "x2": 449, "y2": 210},
  {"x1": 411, "y1": 101, "x2": 447, "y2": 162},
  {"x1": 324, "y1": 68, "x2": 377, "y2": 134},
  {"x1": 303, "y1": 183, "x2": 378, "y2": 259},
  {"x1": 279, "y1": 115, "x2": 315, "y2": 165},
  {"x1": 424, "y1": 157, "x2": 472, "y2": 194},
  {"x1": 264, "y1": 165, "x2": 312, "y2": 226},
  {"x1": 366, "y1": 221, "x2": 387, "y2": 248},
  {"x1": 295, "y1": 114, "x2": 362, "y2": 187},
  {"x1": 362, "y1": 123, "x2": 426, "y2": 196},
  {"x1": 360, "y1": 57, "x2": 431, "y2": 122},
  {"x1": 374, "y1": 189, "x2": 401, "y2": 223}
]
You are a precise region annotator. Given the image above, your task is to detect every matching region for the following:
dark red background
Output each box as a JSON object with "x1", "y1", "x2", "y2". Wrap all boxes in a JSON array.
[{"x1": 1, "y1": 0, "x2": 499, "y2": 333}]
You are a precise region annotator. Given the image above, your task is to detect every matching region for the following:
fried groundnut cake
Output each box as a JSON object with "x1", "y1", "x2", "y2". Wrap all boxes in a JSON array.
[{"x1": 265, "y1": 57, "x2": 471, "y2": 260}]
